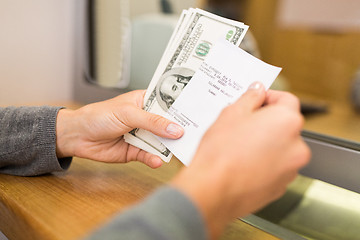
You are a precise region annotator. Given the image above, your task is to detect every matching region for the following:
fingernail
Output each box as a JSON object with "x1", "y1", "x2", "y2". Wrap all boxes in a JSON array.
[
  {"x1": 166, "y1": 123, "x2": 183, "y2": 137},
  {"x1": 248, "y1": 82, "x2": 263, "y2": 90},
  {"x1": 150, "y1": 157, "x2": 163, "y2": 168}
]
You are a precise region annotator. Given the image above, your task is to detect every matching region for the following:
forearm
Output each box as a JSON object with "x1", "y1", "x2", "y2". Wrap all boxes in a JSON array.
[
  {"x1": 85, "y1": 186, "x2": 208, "y2": 240},
  {"x1": 171, "y1": 161, "x2": 232, "y2": 240},
  {"x1": 0, "y1": 106, "x2": 71, "y2": 176}
]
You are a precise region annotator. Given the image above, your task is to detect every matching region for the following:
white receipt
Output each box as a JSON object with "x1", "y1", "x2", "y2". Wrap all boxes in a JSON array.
[{"x1": 158, "y1": 39, "x2": 282, "y2": 166}]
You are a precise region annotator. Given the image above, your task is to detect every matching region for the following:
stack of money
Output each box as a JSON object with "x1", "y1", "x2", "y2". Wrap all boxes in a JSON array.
[{"x1": 124, "y1": 8, "x2": 249, "y2": 162}]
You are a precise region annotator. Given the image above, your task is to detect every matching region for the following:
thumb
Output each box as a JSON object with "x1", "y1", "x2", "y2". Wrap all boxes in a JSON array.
[
  {"x1": 233, "y1": 82, "x2": 266, "y2": 113},
  {"x1": 128, "y1": 108, "x2": 184, "y2": 139}
]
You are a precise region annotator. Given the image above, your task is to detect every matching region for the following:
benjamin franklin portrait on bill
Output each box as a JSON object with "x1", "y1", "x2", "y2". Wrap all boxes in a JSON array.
[{"x1": 156, "y1": 68, "x2": 195, "y2": 111}]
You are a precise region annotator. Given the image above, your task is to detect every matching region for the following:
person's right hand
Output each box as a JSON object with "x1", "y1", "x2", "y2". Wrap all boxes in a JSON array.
[{"x1": 171, "y1": 82, "x2": 311, "y2": 239}]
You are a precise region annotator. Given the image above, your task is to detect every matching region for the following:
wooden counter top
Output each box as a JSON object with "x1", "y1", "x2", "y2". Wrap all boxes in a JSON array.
[
  {"x1": 0, "y1": 157, "x2": 279, "y2": 240},
  {"x1": 2, "y1": 97, "x2": 359, "y2": 240}
]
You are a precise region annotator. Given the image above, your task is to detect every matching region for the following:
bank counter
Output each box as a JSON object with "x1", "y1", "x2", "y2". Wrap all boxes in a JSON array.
[
  {"x1": 0, "y1": 157, "x2": 279, "y2": 240},
  {"x1": 1, "y1": 100, "x2": 360, "y2": 240}
]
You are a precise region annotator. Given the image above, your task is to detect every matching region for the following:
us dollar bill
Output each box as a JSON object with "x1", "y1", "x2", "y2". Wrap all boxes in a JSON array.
[{"x1": 124, "y1": 8, "x2": 249, "y2": 162}]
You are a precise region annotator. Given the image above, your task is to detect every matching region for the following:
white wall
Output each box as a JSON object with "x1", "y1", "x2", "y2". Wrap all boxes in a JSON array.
[
  {"x1": 0, "y1": 0, "x2": 76, "y2": 105},
  {"x1": 0, "y1": 0, "x2": 197, "y2": 105}
]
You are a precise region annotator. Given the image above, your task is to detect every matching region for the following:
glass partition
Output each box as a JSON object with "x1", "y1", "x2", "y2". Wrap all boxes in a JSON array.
[{"x1": 241, "y1": 131, "x2": 360, "y2": 240}]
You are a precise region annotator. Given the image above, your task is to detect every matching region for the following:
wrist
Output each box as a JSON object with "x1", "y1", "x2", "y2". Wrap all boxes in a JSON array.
[
  {"x1": 56, "y1": 108, "x2": 78, "y2": 158},
  {"x1": 171, "y1": 160, "x2": 231, "y2": 239}
]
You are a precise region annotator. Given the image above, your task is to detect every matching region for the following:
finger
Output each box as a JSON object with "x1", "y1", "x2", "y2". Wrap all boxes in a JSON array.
[
  {"x1": 143, "y1": 155, "x2": 163, "y2": 169},
  {"x1": 265, "y1": 90, "x2": 301, "y2": 111},
  {"x1": 135, "y1": 89, "x2": 147, "y2": 108},
  {"x1": 127, "y1": 109, "x2": 184, "y2": 139},
  {"x1": 290, "y1": 137, "x2": 312, "y2": 170},
  {"x1": 126, "y1": 145, "x2": 163, "y2": 168},
  {"x1": 232, "y1": 82, "x2": 266, "y2": 113},
  {"x1": 113, "y1": 90, "x2": 183, "y2": 139},
  {"x1": 135, "y1": 150, "x2": 164, "y2": 168}
]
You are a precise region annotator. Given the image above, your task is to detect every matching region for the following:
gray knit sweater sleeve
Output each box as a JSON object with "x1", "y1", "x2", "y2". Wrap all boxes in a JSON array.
[
  {"x1": 85, "y1": 186, "x2": 208, "y2": 240},
  {"x1": 0, "y1": 106, "x2": 72, "y2": 176}
]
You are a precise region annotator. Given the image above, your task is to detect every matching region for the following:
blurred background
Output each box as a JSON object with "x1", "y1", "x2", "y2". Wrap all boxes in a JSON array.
[
  {"x1": 1, "y1": 1, "x2": 360, "y2": 239},
  {"x1": 1, "y1": 0, "x2": 360, "y2": 139}
]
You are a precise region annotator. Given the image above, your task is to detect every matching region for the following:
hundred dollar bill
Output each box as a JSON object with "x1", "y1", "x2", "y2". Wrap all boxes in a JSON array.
[{"x1": 124, "y1": 8, "x2": 249, "y2": 162}]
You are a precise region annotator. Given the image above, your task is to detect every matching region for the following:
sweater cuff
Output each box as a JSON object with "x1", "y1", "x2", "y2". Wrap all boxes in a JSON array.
[
  {"x1": 36, "y1": 106, "x2": 72, "y2": 173},
  {"x1": 0, "y1": 106, "x2": 72, "y2": 176}
]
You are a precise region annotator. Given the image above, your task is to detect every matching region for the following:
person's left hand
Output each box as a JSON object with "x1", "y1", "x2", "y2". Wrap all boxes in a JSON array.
[{"x1": 55, "y1": 90, "x2": 184, "y2": 168}]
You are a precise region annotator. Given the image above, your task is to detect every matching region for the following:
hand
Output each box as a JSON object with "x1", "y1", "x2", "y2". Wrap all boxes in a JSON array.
[
  {"x1": 55, "y1": 90, "x2": 184, "y2": 168},
  {"x1": 171, "y1": 83, "x2": 311, "y2": 239}
]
